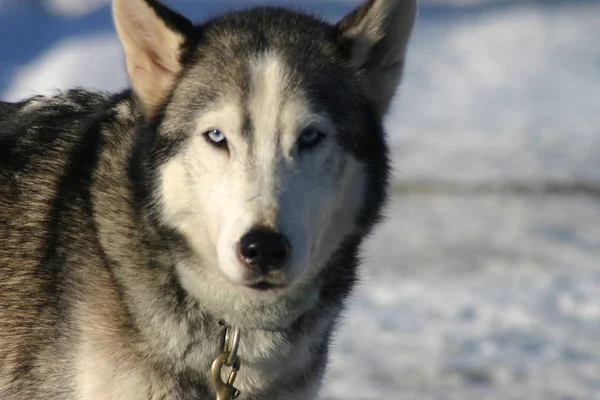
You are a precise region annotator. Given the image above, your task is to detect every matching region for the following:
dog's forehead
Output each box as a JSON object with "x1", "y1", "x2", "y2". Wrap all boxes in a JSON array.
[
  {"x1": 181, "y1": 52, "x2": 325, "y2": 147},
  {"x1": 180, "y1": 8, "x2": 355, "y2": 103},
  {"x1": 199, "y1": 7, "x2": 341, "y2": 56}
]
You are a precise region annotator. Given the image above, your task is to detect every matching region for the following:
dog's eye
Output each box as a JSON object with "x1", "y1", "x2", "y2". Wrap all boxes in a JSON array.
[
  {"x1": 204, "y1": 129, "x2": 227, "y2": 148},
  {"x1": 298, "y1": 129, "x2": 325, "y2": 152}
]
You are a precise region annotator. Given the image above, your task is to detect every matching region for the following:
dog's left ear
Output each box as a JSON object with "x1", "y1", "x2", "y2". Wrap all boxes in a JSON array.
[
  {"x1": 113, "y1": 0, "x2": 193, "y2": 117},
  {"x1": 338, "y1": 0, "x2": 417, "y2": 116}
]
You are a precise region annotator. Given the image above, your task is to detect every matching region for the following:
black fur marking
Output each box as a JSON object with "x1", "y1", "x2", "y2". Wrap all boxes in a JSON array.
[
  {"x1": 0, "y1": 96, "x2": 89, "y2": 173},
  {"x1": 142, "y1": 0, "x2": 195, "y2": 39}
]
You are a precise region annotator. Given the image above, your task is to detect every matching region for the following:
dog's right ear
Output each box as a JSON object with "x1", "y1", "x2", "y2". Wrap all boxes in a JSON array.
[{"x1": 113, "y1": 0, "x2": 193, "y2": 117}]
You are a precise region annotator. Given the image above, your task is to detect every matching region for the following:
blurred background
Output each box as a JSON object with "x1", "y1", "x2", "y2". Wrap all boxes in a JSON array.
[{"x1": 1, "y1": 0, "x2": 599, "y2": 399}]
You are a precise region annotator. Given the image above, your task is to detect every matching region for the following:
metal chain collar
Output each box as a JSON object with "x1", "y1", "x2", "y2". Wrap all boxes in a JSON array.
[{"x1": 211, "y1": 326, "x2": 242, "y2": 400}]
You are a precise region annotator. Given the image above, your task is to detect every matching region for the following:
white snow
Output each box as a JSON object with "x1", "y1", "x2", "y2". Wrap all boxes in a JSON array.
[
  {"x1": 1, "y1": 1, "x2": 599, "y2": 399},
  {"x1": 390, "y1": 2, "x2": 600, "y2": 182},
  {"x1": 44, "y1": 0, "x2": 110, "y2": 17},
  {"x1": 325, "y1": 194, "x2": 600, "y2": 400},
  {"x1": 3, "y1": 34, "x2": 127, "y2": 101}
]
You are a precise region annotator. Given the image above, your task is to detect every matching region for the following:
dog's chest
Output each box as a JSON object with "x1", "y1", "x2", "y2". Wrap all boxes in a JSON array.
[
  {"x1": 76, "y1": 328, "x2": 320, "y2": 400},
  {"x1": 211, "y1": 329, "x2": 320, "y2": 399}
]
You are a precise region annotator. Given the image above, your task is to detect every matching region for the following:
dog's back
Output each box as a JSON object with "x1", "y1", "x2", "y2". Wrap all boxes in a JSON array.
[{"x1": 0, "y1": 91, "x2": 128, "y2": 398}]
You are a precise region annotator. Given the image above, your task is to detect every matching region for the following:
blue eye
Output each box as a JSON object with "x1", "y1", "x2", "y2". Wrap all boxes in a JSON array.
[
  {"x1": 205, "y1": 129, "x2": 227, "y2": 148},
  {"x1": 298, "y1": 129, "x2": 325, "y2": 152}
]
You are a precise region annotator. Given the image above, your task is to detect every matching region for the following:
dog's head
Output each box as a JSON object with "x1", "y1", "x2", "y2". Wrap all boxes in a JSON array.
[{"x1": 115, "y1": 0, "x2": 415, "y2": 328}]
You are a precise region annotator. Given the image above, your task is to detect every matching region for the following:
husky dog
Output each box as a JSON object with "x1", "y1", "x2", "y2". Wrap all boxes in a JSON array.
[{"x1": 0, "y1": 0, "x2": 415, "y2": 398}]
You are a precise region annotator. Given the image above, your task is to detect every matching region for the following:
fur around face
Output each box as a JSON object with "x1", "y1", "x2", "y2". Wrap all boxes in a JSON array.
[{"x1": 0, "y1": 1, "x2": 415, "y2": 399}]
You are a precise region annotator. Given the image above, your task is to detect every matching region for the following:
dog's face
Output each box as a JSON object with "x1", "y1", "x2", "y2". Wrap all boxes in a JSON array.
[
  {"x1": 163, "y1": 53, "x2": 364, "y2": 286},
  {"x1": 114, "y1": 0, "x2": 415, "y2": 328}
]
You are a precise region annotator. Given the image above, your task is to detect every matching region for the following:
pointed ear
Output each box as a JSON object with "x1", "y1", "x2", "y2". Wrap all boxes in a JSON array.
[
  {"x1": 338, "y1": 0, "x2": 416, "y2": 115},
  {"x1": 112, "y1": 0, "x2": 192, "y2": 117}
]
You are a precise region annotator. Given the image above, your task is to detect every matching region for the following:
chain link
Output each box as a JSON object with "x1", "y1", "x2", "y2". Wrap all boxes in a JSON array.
[{"x1": 211, "y1": 326, "x2": 242, "y2": 400}]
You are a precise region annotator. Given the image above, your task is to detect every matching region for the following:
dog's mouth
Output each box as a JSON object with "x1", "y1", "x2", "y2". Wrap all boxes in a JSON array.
[{"x1": 246, "y1": 280, "x2": 288, "y2": 292}]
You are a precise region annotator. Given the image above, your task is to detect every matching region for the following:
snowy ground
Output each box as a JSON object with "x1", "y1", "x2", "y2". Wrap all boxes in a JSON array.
[{"x1": 1, "y1": 1, "x2": 599, "y2": 399}]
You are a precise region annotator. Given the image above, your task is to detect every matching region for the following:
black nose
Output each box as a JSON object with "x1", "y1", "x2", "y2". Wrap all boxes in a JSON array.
[{"x1": 239, "y1": 228, "x2": 291, "y2": 274}]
